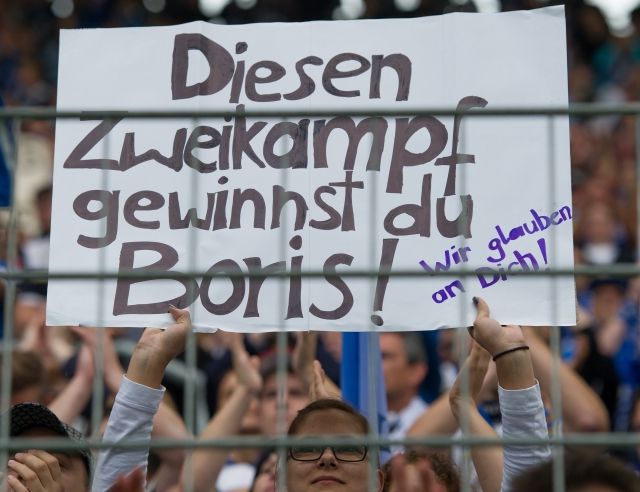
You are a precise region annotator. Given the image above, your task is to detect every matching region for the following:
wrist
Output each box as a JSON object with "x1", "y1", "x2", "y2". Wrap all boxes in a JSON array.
[
  {"x1": 492, "y1": 345, "x2": 529, "y2": 361},
  {"x1": 127, "y1": 346, "x2": 171, "y2": 388},
  {"x1": 134, "y1": 343, "x2": 174, "y2": 367}
]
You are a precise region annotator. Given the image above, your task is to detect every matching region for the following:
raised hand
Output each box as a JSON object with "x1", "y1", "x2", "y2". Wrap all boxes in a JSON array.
[
  {"x1": 127, "y1": 306, "x2": 191, "y2": 388},
  {"x1": 469, "y1": 297, "x2": 526, "y2": 357},
  {"x1": 448, "y1": 339, "x2": 491, "y2": 421},
  {"x1": 388, "y1": 453, "x2": 446, "y2": 492},
  {"x1": 225, "y1": 332, "x2": 262, "y2": 395},
  {"x1": 6, "y1": 451, "x2": 64, "y2": 492},
  {"x1": 292, "y1": 331, "x2": 318, "y2": 391},
  {"x1": 309, "y1": 360, "x2": 340, "y2": 401},
  {"x1": 470, "y1": 297, "x2": 534, "y2": 391},
  {"x1": 108, "y1": 468, "x2": 144, "y2": 492}
]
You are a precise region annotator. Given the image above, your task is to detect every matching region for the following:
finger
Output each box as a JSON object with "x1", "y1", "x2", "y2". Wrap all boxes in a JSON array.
[
  {"x1": 6, "y1": 475, "x2": 28, "y2": 492},
  {"x1": 389, "y1": 454, "x2": 408, "y2": 492},
  {"x1": 415, "y1": 458, "x2": 439, "y2": 490},
  {"x1": 311, "y1": 360, "x2": 328, "y2": 400},
  {"x1": 27, "y1": 451, "x2": 62, "y2": 483},
  {"x1": 7, "y1": 459, "x2": 45, "y2": 492},
  {"x1": 473, "y1": 297, "x2": 490, "y2": 320},
  {"x1": 12, "y1": 451, "x2": 60, "y2": 489},
  {"x1": 168, "y1": 306, "x2": 191, "y2": 325},
  {"x1": 310, "y1": 360, "x2": 322, "y2": 400}
]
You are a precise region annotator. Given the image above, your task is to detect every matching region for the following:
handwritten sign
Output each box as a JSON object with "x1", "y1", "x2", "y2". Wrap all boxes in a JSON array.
[{"x1": 47, "y1": 6, "x2": 576, "y2": 331}]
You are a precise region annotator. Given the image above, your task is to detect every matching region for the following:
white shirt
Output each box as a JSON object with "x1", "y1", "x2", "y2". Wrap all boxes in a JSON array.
[{"x1": 388, "y1": 395, "x2": 428, "y2": 455}]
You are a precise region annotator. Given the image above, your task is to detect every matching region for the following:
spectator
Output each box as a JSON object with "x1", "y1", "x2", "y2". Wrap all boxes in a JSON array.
[
  {"x1": 383, "y1": 450, "x2": 460, "y2": 492},
  {"x1": 389, "y1": 297, "x2": 551, "y2": 492},
  {"x1": 285, "y1": 397, "x2": 384, "y2": 491},
  {"x1": 380, "y1": 332, "x2": 428, "y2": 452},
  {"x1": 511, "y1": 448, "x2": 640, "y2": 492},
  {"x1": 257, "y1": 354, "x2": 310, "y2": 437},
  {"x1": 187, "y1": 332, "x2": 263, "y2": 492},
  {"x1": 4, "y1": 402, "x2": 91, "y2": 492},
  {"x1": 2, "y1": 349, "x2": 46, "y2": 405}
]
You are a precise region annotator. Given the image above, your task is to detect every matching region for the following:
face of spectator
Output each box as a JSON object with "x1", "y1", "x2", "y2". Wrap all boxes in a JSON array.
[
  {"x1": 582, "y1": 203, "x2": 616, "y2": 244},
  {"x1": 259, "y1": 372, "x2": 308, "y2": 436},
  {"x1": 285, "y1": 408, "x2": 383, "y2": 492},
  {"x1": 251, "y1": 452, "x2": 277, "y2": 492},
  {"x1": 380, "y1": 333, "x2": 425, "y2": 408},
  {"x1": 592, "y1": 284, "x2": 624, "y2": 322},
  {"x1": 11, "y1": 428, "x2": 89, "y2": 492}
]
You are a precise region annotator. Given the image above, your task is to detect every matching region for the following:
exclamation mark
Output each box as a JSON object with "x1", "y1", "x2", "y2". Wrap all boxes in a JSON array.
[
  {"x1": 371, "y1": 238, "x2": 399, "y2": 327},
  {"x1": 537, "y1": 238, "x2": 548, "y2": 267}
]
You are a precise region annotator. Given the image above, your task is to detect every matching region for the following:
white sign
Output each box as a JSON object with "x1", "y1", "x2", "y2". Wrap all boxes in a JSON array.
[{"x1": 47, "y1": 6, "x2": 576, "y2": 332}]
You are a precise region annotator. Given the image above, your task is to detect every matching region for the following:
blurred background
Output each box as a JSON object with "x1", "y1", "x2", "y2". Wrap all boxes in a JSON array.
[{"x1": 0, "y1": 1, "x2": 639, "y2": 487}]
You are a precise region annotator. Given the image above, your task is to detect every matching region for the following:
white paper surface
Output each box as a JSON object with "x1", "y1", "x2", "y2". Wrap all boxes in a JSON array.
[{"x1": 47, "y1": 6, "x2": 576, "y2": 331}]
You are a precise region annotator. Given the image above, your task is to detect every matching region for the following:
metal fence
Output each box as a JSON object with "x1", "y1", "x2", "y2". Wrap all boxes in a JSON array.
[{"x1": 0, "y1": 104, "x2": 638, "y2": 492}]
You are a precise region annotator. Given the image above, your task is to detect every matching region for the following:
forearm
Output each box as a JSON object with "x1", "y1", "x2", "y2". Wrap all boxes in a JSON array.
[
  {"x1": 499, "y1": 382, "x2": 550, "y2": 492},
  {"x1": 527, "y1": 335, "x2": 608, "y2": 432},
  {"x1": 126, "y1": 344, "x2": 170, "y2": 389},
  {"x1": 48, "y1": 373, "x2": 93, "y2": 424},
  {"x1": 92, "y1": 377, "x2": 165, "y2": 492},
  {"x1": 596, "y1": 318, "x2": 625, "y2": 357},
  {"x1": 152, "y1": 400, "x2": 188, "y2": 467},
  {"x1": 406, "y1": 393, "x2": 459, "y2": 438},
  {"x1": 454, "y1": 402, "x2": 503, "y2": 492},
  {"x1": 186, "y1": 385, "x2": 255, "y2": 492}
]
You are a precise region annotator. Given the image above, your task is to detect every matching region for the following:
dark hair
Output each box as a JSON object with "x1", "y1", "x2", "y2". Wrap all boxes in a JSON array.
[
  {"x1": 511, "y1": 448, "x2": 640, "y2": 492},
  {"x1": 8, "y1": 403, "x2": 92, "y2": 481},
  {"x1": 382, "y1": 450, "x2": 460, "y2": 492},
  {"x1": 259, "y1": 355, "x2": 296, "y2": 389},
  {"x1": 288, "y1": 399, "x2": 369, "y2": 436},
  {"x1": 3, "y1": 350, "x2": 45, "y2": 395},
  {"x1": 589, "y1": 277, "x2": 628, "y2": 294}
]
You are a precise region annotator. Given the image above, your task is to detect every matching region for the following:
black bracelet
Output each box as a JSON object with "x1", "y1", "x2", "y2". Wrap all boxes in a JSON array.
[{"x1": 492, "y1": 345, "x2": 530, "y2": 361}]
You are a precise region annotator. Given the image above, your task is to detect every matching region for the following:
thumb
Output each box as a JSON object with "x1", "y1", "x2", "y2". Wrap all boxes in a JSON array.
[
  {"x1": 473, "y1": 297, "x2": 490, "y2": 321},
  {"x1": 168, "y1": 306, "x2": 190, "y2": 325}
]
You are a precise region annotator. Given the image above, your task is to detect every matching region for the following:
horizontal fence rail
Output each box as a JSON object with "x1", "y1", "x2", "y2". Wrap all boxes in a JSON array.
[{"x1": 0, "y1": 104, "x2": 638, "y2": 492}]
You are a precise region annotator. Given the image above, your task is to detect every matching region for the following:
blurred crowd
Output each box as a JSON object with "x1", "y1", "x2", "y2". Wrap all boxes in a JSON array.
[{"x1": 0, "y1": 0, "x2": 639, "y2": 491}]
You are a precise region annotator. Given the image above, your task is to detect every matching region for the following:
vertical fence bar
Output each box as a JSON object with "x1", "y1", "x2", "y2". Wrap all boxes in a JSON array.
[
  {"x1": 90, "y1": 114, "x2": 112, "y2": 438},
  {"x1": 181, "y1": 115, "x2": 202, "y2": 492},
  {"x1": 275, "y1": 114, "x2": 291, "y2": 492},
  {"x1": 366, "y1": 123, "x2": 380, "y2": 492},
  {"x1": 635, "y1": 115, "x2": 640, "y2": 265},
  {"x1": 0, "y1": 115, "x2": 20, "y2": 475},
  {"x1": 547, "y1": 114, "x2": 565, "y2": 492}
]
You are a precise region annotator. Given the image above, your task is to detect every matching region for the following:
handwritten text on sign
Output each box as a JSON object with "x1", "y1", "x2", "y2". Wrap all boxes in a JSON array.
[{"x1": 47, "y1": 7, "x2": 576, "y2": 331}]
